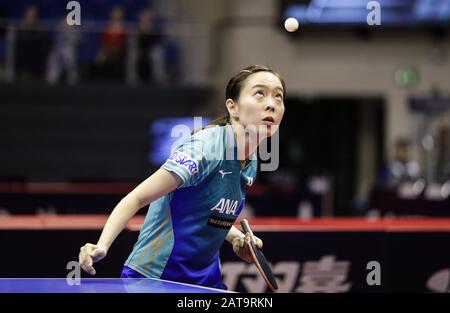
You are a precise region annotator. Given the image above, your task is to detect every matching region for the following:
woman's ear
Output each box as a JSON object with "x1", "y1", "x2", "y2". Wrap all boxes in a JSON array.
[{"x1": 226, "y1": 99, "x2": 238, "y2": 118}]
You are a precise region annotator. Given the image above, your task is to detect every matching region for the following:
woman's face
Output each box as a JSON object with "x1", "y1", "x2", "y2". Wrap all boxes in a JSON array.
[{"x1": 231, "y1": 71, "x2": 285, "y2": 138}]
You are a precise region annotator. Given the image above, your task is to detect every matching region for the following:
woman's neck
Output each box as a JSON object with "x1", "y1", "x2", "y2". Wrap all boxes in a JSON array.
[{"x1": 230, "y1": 121, "x2": 262, "y2": 164}]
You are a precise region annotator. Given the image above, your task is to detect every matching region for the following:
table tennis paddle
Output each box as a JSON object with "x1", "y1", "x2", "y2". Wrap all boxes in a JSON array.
[{"x1": 240, "y1": 219, "x2": 278, "y2": 292}]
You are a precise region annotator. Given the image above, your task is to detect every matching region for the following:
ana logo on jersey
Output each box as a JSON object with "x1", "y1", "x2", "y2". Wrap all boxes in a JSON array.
[
  {"x1": 168, "y1": 151, "x2": 199, "y2": 175},
  {"x1": 210, "y1": 198, "x2": 244, "y2": 216}
]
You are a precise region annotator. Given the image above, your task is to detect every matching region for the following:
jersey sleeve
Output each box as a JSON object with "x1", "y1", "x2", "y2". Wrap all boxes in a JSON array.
[{"x1": 161, "y1": 127, "x2": 222, "y2": 188}]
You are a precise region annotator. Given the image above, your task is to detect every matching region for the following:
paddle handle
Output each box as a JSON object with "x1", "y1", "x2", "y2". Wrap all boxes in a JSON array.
[{"x1": 240, "y1": 219, "x2": 254, "y2": 237}]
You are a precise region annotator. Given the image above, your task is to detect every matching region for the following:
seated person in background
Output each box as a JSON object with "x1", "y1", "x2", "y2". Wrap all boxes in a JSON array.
[
  {"x1": 382, "y1": 138, "x2": 421, "y2": 187},
  {"x1": 135, "y1": 8, "x2": 162, "y2": 84},
  {"x1": 96, "y1": 6, "x2": 127, "y2": 80},
  {"x1": 46, "y1": 18, "x2": 80, "y2": 85},
  {"x1": 15, "y1": 5, "x2": 50, "y2": 81}
]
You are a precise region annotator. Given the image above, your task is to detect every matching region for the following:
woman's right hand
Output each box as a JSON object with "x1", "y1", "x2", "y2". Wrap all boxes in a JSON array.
[{"x1": 78, "y1": 243, "x2": 107, "y2": 275}]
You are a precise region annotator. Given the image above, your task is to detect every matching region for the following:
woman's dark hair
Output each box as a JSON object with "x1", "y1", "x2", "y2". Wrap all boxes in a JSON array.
[{"x1": 209, "y1": 65, "x2": 286, "y2": 126}]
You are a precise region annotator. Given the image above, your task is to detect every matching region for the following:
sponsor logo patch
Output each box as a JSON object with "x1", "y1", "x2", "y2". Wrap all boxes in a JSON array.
[
  {"x1": 168, "y1": 151, "x2": 199, "y2": 175},
  {"x1": 208, "y1": 216, "x2": 236, "y2": 229}
]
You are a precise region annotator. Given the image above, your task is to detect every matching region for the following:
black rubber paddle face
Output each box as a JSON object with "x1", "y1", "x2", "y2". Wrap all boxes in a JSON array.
[{"x1": 248, "y1": 239, "x2": 278, "y2": 291}]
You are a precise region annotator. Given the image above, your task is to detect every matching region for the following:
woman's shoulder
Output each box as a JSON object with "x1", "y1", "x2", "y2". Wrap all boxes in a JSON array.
[
  {"x1": 191, "y1": 124, "x2": 225, "y2": 141},
  {"x1": 188, "y1": 125, "x2": 227, "y2": 161}
]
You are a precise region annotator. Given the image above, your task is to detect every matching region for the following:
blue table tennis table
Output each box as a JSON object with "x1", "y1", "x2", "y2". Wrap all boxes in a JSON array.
[{"x1": 0, "y1": 278, "x2": 231, "y2": 293}]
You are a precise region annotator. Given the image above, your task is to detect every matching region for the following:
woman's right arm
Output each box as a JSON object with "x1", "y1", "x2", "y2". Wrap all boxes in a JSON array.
[{"x1": 78, "y1": 168, "x2": 181, "y2": 275}]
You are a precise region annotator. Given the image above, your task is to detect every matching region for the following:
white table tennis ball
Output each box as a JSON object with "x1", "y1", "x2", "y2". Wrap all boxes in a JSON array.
[{"x1": 284, "y1": 17, "x2": 299, "y2": 32}]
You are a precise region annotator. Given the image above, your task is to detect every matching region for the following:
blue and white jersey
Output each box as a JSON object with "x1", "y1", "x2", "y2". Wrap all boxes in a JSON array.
[{"x1": 125, "y1": 124, "x2": 257, "y2": 289}]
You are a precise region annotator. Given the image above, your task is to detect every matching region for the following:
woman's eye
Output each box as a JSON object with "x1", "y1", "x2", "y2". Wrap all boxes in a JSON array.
[
  {"x1": 275, "y1": 94, "x2": 283, "y2": 101},
  {"x1": 255, "y1": 91, "x2": 264, "y2": 97}
]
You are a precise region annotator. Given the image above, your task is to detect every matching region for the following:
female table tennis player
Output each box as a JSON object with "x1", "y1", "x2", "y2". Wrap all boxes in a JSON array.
[{"x1": 79, "y1": 65, "x2": 286, "y2": 290}]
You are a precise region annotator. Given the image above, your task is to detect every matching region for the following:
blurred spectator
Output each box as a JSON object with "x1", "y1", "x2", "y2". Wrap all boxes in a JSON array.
[
  {"x1": 135, "y1": 8, "x2": 162, "y2": 84},
  {"x1": 127, "y1": 8, "x2": 182, "y2": 86},
  {"x1": 163, "y1": 39, "x2": 181, "y2": 85},
  {"x1": 435, "y1": 121, "x2": 450, "y2": 183},
  {"x1": 0, "y1": 23, "x2": 6, "y2": 77},
  {"x1": 15, "y1": 5, "x2": 50, "y2": 81},
  {"x1": 382, "y1": 138, "x2": 421, "y2": 186},
  {"x1": 46, "y1": 18, "x2": 80, "y2": 85},
  {"x1": 96, "y1": 6, "x2": 127, "y2": 80}
]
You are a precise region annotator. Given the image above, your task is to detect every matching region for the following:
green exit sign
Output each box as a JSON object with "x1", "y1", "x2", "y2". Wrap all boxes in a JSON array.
[{"x1": 395, "y1": 67, "x2": 420, "y2": 87}]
